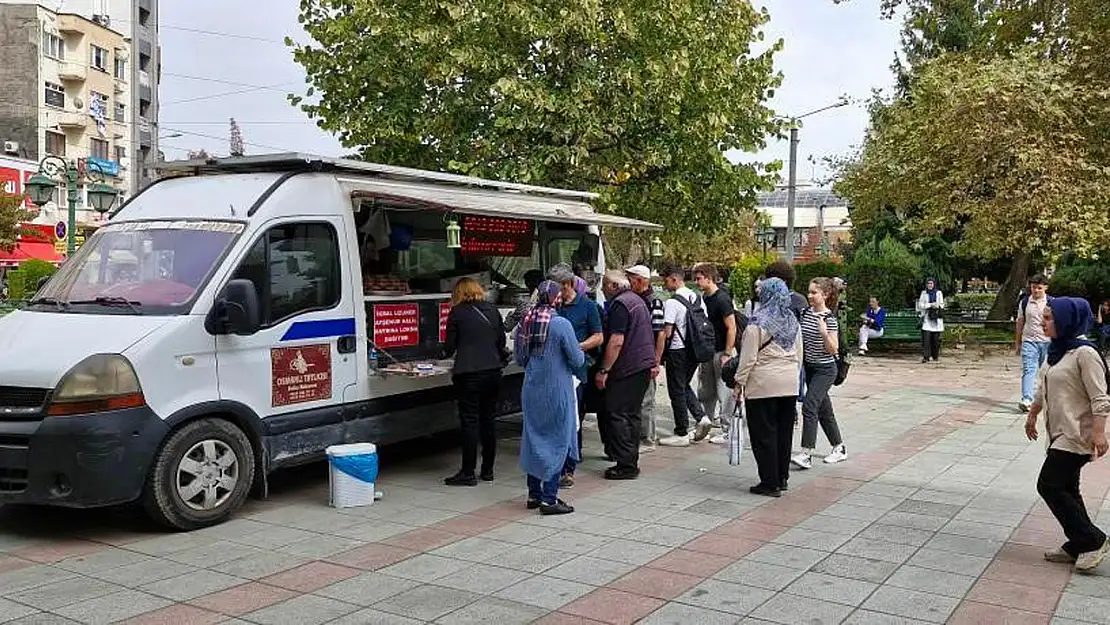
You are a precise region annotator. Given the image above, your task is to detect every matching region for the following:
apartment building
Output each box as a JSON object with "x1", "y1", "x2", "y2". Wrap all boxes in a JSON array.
[{"x1": 0, "y1": 2, "x2": 131, "y2": 223}]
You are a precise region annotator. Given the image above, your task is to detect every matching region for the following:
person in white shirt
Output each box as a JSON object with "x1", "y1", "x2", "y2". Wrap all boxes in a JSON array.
[
  {"x1": 916, "y1": 277, "x2": 945, "y2": 363},
  {"x1": 657, "y1": 265, "x2": 711, "y2": 446}
]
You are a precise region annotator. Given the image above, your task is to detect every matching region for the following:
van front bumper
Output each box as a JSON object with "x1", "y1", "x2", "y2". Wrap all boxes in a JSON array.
[{"x1": 0, "y1": 406, "x2": 167, "y2": 508}]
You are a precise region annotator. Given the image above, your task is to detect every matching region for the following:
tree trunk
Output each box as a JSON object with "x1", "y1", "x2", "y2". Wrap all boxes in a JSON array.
[{"x1": 987, "y1": 251, "x2": 1031, "y2": 321}]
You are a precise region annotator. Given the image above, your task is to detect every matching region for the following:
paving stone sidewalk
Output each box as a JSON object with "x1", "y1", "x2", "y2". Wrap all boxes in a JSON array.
[{"x1": 0, "y1": 355, "x2": 1109, "y2": 624}]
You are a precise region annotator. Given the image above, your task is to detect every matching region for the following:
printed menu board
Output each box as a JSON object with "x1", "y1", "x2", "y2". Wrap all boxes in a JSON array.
[{"x1": 372, "y1": 303, "x2": 420, "y2": 348}]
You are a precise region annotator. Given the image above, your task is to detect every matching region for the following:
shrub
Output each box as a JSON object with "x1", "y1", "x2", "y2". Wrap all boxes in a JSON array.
[
  {"x1": 1049, "y1": 265, "x2": 1110, "y2": 306},
  {"x1": 794, "y1": 259, "x2": 841, "y2": 293},
  {"x1": 9, "y1": 259, "x2": 57, "y2": 300},
  {"x1": 728, "y1": 255, "x2": 768, "y2": 305},
  {"x1": 844, "y1": 237, "x2": 922, "y2": 313}
]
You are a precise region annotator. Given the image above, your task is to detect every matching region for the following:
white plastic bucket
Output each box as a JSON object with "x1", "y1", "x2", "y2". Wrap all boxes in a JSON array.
[{"x1": 326, "y1": 443, "x2": 378, "y2": 508}]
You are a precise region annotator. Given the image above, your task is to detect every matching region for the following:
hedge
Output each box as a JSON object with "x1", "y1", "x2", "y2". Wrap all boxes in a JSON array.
[
  {"x1": 793, "y1": 259, "x2": 841, "y2": 293},
  {"x1": 844, "y1": 237, "x2": 922, "y2": 314},
  {"x1": 8, "y1": 259, "x2": 58, "y2": 301},
  {"x1": 727, "y1": 255, "x2": 767, "y2": 305}
]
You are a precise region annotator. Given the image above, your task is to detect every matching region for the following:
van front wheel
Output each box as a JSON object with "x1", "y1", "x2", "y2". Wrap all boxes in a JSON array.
[{"x1": 143, "y1": 418, "x2": 255, "y2": 530}]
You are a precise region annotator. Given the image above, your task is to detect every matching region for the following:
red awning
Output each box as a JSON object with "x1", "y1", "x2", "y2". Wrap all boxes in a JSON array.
[{"x1": 0, "y1": 241, "x2": 65, "y2": 268}]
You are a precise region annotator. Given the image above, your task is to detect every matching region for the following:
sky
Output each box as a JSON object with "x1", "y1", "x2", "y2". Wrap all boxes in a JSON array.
[{"x1": 158, "y1": 0, "x2": 901, "y2": 183}]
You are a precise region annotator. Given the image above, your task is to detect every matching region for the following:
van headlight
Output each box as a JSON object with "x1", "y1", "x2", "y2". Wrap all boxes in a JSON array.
[{"x1": 47, "y1": 354, "x2": 146, "y2": 417}]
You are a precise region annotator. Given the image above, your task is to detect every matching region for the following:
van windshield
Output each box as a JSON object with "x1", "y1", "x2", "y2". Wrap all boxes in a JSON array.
[{"x1": 30, "y1": 220, "x2": 245, "y2": 315}]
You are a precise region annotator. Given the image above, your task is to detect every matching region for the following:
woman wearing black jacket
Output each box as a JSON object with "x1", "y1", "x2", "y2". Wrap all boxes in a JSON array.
[{"x1": 442, "y1": 278, "x2": 507, "y2": 486}]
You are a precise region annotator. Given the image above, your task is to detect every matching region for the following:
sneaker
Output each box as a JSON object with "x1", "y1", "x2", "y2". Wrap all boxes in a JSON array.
[
  {"x1": 526, "y1": 498, "x2": 541, "y2": 509},
  {"x1": 639, "y1": 442, "x2": 656, "y2": 454},
  {"x1": 1076, "y1": 539, "x2": 1109, "y2": 573},
  {"x1": 1018, "y1": 401, "x2": 1031, "y2": 413},
  {"x1": 540, "y1": 499, "x2": 575, "y2": 515},
  {"x1": 749, "y1": 484, "x2": 781, "y2": 498},
  {"x1": 708, "y1": 433, "x2": 728, "y2": 444},
  {"x1": 791, "y1": 452, "x2": 812, "y2": 470},
  {"x1": 444, "y1": 472, "x2": 478, "y2": 487},
  {"x1": 604, "y1": 466, "x2": 640, "y2": 480},
  {"x1": 559, "y1": 474, "x2": 575, "y2": 488},
  {"x1": 824, "y1": 445, "x2": 848, "y2": 464},
  {"x1": 659, "y1": 435, "x2": 692, "y2": 447},
  {"x1": 692, "y1": 417, "x2": 713, "y2": 442},
  {"x1": 1044, "y1": 546, "x2": 1077, "y2": 563},
  {"x1": 710, "y1": 417, "x2": 723, "y2": 429},
  {"x1": 858, "y1": 349, "x2": 867, "y2": 357}
]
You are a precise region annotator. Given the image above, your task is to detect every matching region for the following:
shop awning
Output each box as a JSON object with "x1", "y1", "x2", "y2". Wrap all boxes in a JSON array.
[
  {"x1": 340, "y1": 176, "x2": 663, "y2": 231},
  {"x1": 0, "y1": 241, "x2": 64, "y2": 268}
]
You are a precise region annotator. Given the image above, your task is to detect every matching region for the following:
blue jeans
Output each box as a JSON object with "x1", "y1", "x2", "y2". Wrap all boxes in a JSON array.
[
  {"x1": 527, "y1": 474, "x2": 560, "y2": 505},
  {"x1": 1022, "y1": 341, "x2": 1050, "y2": 403}
]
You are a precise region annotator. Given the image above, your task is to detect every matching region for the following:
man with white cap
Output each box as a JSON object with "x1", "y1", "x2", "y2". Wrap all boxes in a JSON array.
[{"x1": 626, "y1": 264, "x2": 664, "y2": 452}]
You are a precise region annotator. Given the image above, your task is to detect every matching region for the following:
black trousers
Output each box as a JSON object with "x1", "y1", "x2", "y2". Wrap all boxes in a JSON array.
[
  {"x1": 1037, "y1": 449, "x2": 1107, "y2": 556},
  {"x1": 746, "y1": 396, "x2": 796, "y2": 490},
  {"x1": 664, "y1": 349, "x2": 705, "y2": 436},
  {"x1": 921, "y1": 330, "x2": 942, "y2": 361},
  {"x1": 603, "y1": 370, "x2": 651, "y2": 471},
  {"x1": 452, "y1": 369, "x2": 502, "y2": 475},
  {"x1": 801, "y1": 361, "x2": 843, "y2": 450}
]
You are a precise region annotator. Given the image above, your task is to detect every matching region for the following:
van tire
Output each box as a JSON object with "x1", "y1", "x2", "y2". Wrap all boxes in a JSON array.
[{"x1": 142, "y1": 418, "x2": 255, "y2": 531}]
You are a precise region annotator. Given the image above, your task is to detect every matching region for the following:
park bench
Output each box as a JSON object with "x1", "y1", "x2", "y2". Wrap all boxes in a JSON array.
[{"x1": 871, "y1": 309, "x2": 921, "y2": 342}]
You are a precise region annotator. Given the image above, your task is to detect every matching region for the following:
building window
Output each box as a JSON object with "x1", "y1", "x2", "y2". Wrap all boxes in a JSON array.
[
  {"x1": 90, "y1": 45, "x2": 109, "y2": 71},
  {"x1": 90, "y1": 137, "x2": 109, "y2": 160},
  {"x1": 45, "y1": 131, "x2": 66, "y2": 157},
  {"x1": 114, "y1": 102, "x2": 125, "y2": 123},
  {"x1": 113, "y1": 55, "x2": 127, "y2": 80},
  {"x1": 44, "y1": 82, "x2": 65, "y2": 108},
  {"x1": 115, "y1": 145, "x2": 126, "y2": 162},
  {"x1": 42, "y1": 30, "x2": 64, "y2": 60}
]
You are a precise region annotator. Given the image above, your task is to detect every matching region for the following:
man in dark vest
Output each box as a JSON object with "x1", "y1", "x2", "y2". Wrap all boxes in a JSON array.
[{"x1": 595, "y1": 270, "x2": 656, "y2": 480}]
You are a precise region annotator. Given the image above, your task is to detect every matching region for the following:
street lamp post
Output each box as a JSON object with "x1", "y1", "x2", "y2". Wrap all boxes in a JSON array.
[
  {"x1": 784, "y1": 98, "x2": 850, "y2": 264},
  {"x1": 24, "y1": 157, "x2": 118, "y2": 256},
  {"x1": 756, "y1": 226, "x2": 776, "y2": 262}
]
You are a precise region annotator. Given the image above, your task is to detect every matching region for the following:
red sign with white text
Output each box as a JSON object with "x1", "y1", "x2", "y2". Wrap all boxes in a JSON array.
[
  {"x1": 373, "y1": 303, "x2": 420, "y2": 348},
  {"x1": 0, "y1": 168, "x2": 20, "y2": 196},
  {"x1": 460, "y1": 216, "x2": 534, "y2": 257},
  {"x1": 271, "y1": 344, "x2": 332, "y2": 407},
  {"x1": 439, "y1": 302, "x2": 452, "y2": 343}
]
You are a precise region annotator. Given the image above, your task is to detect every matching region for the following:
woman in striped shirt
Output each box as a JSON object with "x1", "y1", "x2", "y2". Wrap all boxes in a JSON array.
[{"x1": 791, "y1": 277, "x2": 848, "y2": 469}]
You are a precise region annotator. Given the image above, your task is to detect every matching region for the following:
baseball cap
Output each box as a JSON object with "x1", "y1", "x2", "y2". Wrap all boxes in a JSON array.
[{"x1": 625, "y1": 265, "x2": 651, "y2": 279}]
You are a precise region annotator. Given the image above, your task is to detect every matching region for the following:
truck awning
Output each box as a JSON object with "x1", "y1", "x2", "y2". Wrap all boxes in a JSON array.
[{"x1": 339, "y1": 176, "x2": 663, "y2": 231}]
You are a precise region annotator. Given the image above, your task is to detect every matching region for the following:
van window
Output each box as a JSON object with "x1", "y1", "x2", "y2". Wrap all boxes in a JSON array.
[{"x1": 232, "y1": 222, "x2": 341, "y2": 325}]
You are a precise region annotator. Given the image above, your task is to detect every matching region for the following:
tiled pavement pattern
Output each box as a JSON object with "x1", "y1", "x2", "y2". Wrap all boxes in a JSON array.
[{"x1": 2, "y1": 355, "x2": 1110, "y2": 623}]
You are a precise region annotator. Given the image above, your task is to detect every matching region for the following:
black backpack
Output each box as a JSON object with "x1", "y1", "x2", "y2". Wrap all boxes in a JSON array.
[{"x1": 672, "y1": 293, "x2": 716, "y2": 363}]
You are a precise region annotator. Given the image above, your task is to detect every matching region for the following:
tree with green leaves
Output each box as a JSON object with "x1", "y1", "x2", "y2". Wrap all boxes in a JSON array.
[
  {"x1": 0, "y1": 193, "x2": 33, "y2": 252},
  {"x1": 290, "y1": 0, "x2": 784, "y2": 236}
]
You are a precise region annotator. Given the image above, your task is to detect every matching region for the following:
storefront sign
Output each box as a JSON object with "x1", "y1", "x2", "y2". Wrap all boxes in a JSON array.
[
  {"x1": 0, "y1": 168, "x2": 19, "y2": 195},
  {"x1": 373, "y1": 303, "x2": 420, "y2": 348},
  {"x1": 271, "y1": 344, "x2": 332, "y2": 407},
  {"x1": 86, "y1": 157, "x2": 120, "y2": 178},
  {"x1": 439, "y1": 302, "x2": 451, "y2": 343},
  {"x1": 460, "y1": 216, "x2": 533, "y2": 257}
]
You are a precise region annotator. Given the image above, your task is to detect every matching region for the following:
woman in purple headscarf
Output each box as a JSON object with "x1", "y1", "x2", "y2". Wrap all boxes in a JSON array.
[{"x1": 1026, "y1": 297, "x2": 1110, "y2": 573}]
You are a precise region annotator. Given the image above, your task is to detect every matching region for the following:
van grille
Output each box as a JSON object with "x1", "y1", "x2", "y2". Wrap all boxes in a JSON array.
[
  {"x1": 0, "y1": 387, "x2": 48, "y2": 410},
  {"x1": 0, "y1": 435, "x2": 29, "y2": 493}
]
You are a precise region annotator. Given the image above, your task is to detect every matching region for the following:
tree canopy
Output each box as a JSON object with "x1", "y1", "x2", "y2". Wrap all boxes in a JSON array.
[
  {"x1": 0, "y1": 193, "x2": 32, "y2": 252},
  {"x1": 290, "y1": 0, "x2": 784, "y2": 233}
]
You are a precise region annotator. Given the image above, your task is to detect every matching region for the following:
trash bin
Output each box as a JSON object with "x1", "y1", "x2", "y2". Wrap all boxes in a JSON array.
[{"x1": 326, "y1": 443, "x2": 378, "y2": 508}]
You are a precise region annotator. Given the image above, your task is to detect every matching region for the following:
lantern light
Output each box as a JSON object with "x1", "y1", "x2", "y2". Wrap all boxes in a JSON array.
[
  {"x1": 446, "y1": 217, "x2": 461, "y2": 249},
  {"x1": 650, "y1": 235, "x2": 663, "y2": 259}
]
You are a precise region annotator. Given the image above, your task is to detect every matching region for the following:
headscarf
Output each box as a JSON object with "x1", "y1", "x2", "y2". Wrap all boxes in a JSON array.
[
  {"x1": 925, "y1": 277, "x2": 938, "y2": 303},
  {"x1": 1047, "y1": 297, "x2": 1097, "y2": 365},
  {"x1": 520, "y1": 280, "x2": 558, "y2": 356},
  {"x1": 751, "y1": 277, "x2": 799, "y2": 349}
]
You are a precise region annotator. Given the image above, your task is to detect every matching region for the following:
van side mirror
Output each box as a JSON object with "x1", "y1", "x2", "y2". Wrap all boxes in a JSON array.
[{"x1": 205, "y1": 279, "x2": 261, "y2": 336}]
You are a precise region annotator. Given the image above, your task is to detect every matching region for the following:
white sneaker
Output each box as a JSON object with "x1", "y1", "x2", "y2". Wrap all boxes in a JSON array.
[
  {"x1": 791, "y1": 452, "x2": 812, "y2": 470},
  {"x1": 1018, "y1": 401, "x2": 1031, "y2": 413},
  {"x1": 639, "y1": 442, "x2": 656, "y2": 454},
  {"x1": 692, "y1": 417, "x2": 713, "y2": 442},
  {"x1": 708, "y1": 433, "x2": 728, "y2": 444},
  {"x1": 659, "y1": 435, "x2": 692, "y2": 448},
  {"x1": 824, "y1": 445, "x2": 848, "y2": 464},
  {"x1": 1076, "y1": 539, "x2": 1109, "y2": 573}
]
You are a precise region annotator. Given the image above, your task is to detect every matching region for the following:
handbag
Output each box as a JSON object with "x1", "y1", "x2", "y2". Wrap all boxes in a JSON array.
[
  {"x1": 727, "y1": 402, "x2": 744, "y2": 466},
  {"x1": 721, "y1": 336, "x2": 774, "y2": 389},
  {"x1": 834, "y1": 311, "x2": 851, "y2": 386}
]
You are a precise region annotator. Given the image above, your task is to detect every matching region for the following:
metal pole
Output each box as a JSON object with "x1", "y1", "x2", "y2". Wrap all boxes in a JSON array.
[
  {"x1": 816, "y1": 203, "x2": 826, "y2": 258},
  {"x1": 66, "y1": 164, "x2": 78, "y2": 256},
  {"x1": 785, "y1": 124, "x2": 799, "y2": 263}
]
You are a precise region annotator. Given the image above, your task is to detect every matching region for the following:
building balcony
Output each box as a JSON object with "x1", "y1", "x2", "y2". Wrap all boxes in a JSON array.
[
  {"x1": 57, "y1": 62, "x2": 87, "y2": 82},
  {"x1": 57, "y1": 15, "x2": 86, "y2": 35},
  {"x1": 57, "y1": 112, "x2": 87, "y2": 130}
]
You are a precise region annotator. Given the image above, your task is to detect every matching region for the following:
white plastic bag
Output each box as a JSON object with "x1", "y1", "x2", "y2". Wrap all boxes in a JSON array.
[{"x1": 727, "y1": 403, "x2": 744, "y2": 466}]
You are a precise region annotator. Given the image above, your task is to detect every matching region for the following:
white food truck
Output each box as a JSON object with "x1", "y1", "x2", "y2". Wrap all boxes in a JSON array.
[{"x1": 0, "y1": 154, "x2": 660, "y2": 529}]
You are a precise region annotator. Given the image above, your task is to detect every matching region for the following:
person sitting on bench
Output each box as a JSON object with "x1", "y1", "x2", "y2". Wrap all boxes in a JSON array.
[{"x1": 858, "y1": 296, "x2": 886, "y2": 356}]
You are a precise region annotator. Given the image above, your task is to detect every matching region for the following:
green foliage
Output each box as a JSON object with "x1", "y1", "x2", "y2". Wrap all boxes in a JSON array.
[
  {"x1": 290, "y1": 0, "x2": 784, "y2": 235},
  {"x1": 948, "y1": 292, "x2": 995, "y2": 314},
  {"x1": 8, "y1": 259, "x2": 56, "y2": 301},
  {"x1": 0, "y1": 193, "x2": 33, "y2": 252},
  {"x1": 844, "y1": 237, "x2": 921, "y2": 313},
  {"x1": 1049, "y1": 265, "x2": 1110, "y2": 306},
  {"x1": 728, "y1": 255, "x2": 768, "y2": 305},
  {"x1": 793, "y1": 259, "x2": 841, "y2": 293}
]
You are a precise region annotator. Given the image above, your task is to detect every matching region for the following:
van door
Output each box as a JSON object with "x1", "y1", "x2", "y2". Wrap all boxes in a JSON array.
[{"x1": 214, "y1": 217, "x2": 359, "y2": 442}]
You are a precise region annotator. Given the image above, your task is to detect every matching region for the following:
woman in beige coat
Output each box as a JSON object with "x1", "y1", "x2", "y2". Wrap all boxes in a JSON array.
[
  {"x1": 1025, "y1": 297, "x2": 1110, "y2": 573},
  {"x1": 733, "y1": 278, "x2": 802, "y2": 497}
]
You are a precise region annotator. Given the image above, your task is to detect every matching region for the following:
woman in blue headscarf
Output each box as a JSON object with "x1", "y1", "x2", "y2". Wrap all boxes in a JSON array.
[
  {"x1": 515, "y1": 280, "x2": 585, "y2": 515},
  {"x1": 916, "y1": 277, "x2": 945, "y2": 363},
  {"x1": 1025, "y1": 297, "x2": 1110, "y2": 572},
  {"x1": 732, "y1": 278, "x2": 803, "y2": 497}
]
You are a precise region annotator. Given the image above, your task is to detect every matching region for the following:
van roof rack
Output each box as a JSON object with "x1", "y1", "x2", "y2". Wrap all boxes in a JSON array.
[{"x1": 155, "y1": 152, "x2": 598, "y2": 202}]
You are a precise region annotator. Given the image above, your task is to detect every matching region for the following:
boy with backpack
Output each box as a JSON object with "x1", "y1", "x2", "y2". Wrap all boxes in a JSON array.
[
  {"x1": 1016, "y1": 274, "x2": 1052, "y2": 413},
  {"x1": 657, "y1": 265, "x2": 716, "y2": 447}
]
